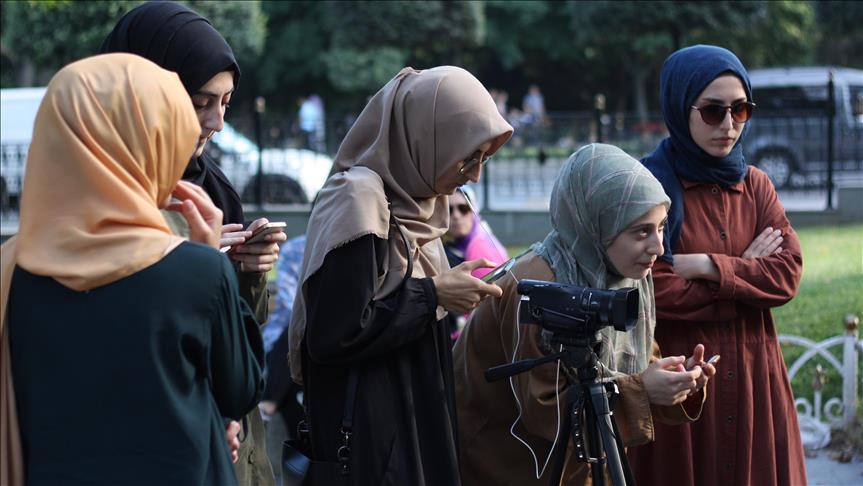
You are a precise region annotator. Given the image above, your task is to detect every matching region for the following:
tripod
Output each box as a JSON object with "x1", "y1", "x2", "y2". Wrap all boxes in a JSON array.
[{"x1": 485, "y1": 332, "x2": 635, "y2": 486}]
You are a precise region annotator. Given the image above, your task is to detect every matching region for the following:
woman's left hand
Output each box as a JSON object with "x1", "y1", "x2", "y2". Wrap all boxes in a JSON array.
[
  {"x1": 225, "y1": 420, "x2": 241, "y2": 463},
  {"x1": 230, "y1": 218, "x2": 288, "y2": 273}
]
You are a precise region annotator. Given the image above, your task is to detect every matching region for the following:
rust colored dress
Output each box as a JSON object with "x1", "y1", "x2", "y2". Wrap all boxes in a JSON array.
[{"x1": 627, "y1": 167, "x2": 807, "y2": 486}]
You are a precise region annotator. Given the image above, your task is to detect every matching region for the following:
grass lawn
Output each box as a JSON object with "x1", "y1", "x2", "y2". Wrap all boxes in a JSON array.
[
  {"x1": 774, "y1": 223, "x2": 863, "y2": 408},
  {"x1": 508, "y1": 223, "x2": 863, "y2": 406}
]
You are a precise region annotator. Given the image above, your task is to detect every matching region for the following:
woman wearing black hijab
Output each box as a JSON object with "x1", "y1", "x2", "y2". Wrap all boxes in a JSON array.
[{"x1": 101, "y1": 3, "x2": 284, "y2": 485}]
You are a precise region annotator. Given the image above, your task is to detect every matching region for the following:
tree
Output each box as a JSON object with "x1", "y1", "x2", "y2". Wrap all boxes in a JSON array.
[
  {"x1": 814, "y1": 0, "x2": 863, "y2": 68},
  {"x1": 564, "y1": 1, "x2": 817, "y2": 120},
  {"x1": 0, "y1": 0, "x2": 265, "y2": 88},
  {"x1": 1, "y1": 0, "x2": 140, "y2": 87},
  {"x1": 249, "y1": 0, "x2": 484, "y2": 128}
]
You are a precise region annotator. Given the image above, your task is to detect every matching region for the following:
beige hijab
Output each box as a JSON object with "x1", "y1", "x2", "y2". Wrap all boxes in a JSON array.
[
  {"x1": 288, "y1": 66, "x2": 513, "y2": 383},
  {"x1": 0, "y1": 53, "x2": 199, "y2": 484}
]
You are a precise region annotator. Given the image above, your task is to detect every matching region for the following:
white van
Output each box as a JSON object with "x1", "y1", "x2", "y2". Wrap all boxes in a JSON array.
[
  {"x1": 745, "y1": 67, "x2": 863, "y2": 188},
  {"x1": 0, "y1": 87, "x2": 332, "y2": 212}
]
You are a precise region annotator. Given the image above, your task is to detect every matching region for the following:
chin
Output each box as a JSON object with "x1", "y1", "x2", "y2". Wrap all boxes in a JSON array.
[
  {"x1": 710, "y1": 148, "x2": 734, "y2": 158},
  {"x1": 624, "y1": 267, "x2": 650, "y2": 280}
]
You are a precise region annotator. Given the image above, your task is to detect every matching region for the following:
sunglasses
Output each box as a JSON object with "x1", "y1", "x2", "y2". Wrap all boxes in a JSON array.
[
  {"x1": 449, "y1": 203, "x2": 471, "y2": 215},
  {"x1": 459, "y1": 153, "x2": 492, "y2": 175},
  {"x1": 691, "y1": 101, "x2": 756, "y2": 125}
]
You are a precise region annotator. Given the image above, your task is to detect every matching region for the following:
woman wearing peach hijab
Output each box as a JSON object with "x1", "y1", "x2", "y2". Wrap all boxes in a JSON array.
[
  {"x1": 0, "y1": 54, "x2": 263, "y2": 484},
  {"x1": 287, "y1": 66, "x2": 512, "y2": 485}
]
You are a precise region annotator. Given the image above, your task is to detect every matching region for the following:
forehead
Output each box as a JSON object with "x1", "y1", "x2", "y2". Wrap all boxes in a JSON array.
[
  {"x1": 626, "y1": 204, "x2": 668, "y2": 226},
  {"x1": 696, "y1": 74, "x2": 746, "y2": 101},
  {"x1": 196, "y1": 70, "x2": 235, "y2": 96}
]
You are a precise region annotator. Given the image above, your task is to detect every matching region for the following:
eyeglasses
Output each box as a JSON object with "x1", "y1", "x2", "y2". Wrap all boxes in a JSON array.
[
  {"x1": 449, "y1": 203, "x2": 471, "y2": 215},
  {"x1": 691, "y1": 101, "x2": 756, "y2": 125},
  {"x1": 459, "y1": 153, "x2": 492, "y2": 175}
]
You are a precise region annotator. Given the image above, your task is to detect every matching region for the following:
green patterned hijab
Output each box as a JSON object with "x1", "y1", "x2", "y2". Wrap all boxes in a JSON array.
[{"x1": 532, "y1": 143, "x2": 670, "y2": 377}]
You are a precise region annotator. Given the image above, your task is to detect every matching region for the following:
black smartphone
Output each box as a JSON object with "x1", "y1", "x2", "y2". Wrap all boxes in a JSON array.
[{"x1": 481, "y1": 258, "x2": 516, "y2": 283}]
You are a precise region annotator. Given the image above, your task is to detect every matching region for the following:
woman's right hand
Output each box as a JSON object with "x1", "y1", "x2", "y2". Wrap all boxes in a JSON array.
[
  {"x1": 431, "y1": 258, "x2": 503, "y2": 314},
  {"x1": 641, "y1": 355, "x2": 702, "y2": 406}
]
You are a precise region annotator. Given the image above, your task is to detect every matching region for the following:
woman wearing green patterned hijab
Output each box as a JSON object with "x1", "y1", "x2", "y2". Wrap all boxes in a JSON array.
[{"x1": 453, "y1": 144, "x2": 717, "y2": 485}]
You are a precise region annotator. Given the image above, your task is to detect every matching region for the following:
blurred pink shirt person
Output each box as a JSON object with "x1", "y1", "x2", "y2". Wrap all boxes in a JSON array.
[{"x1": 444, "y1": 188, "x2": 508, "y2": 279}]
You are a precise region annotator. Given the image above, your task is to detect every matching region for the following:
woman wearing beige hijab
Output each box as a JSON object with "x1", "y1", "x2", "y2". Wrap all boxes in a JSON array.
[
  {"x1": 287, "y1": 66, "x2": 512, "y2": 485},
  {"x1": 0, "y1": 54, "x2": 263, "y2": 484}
]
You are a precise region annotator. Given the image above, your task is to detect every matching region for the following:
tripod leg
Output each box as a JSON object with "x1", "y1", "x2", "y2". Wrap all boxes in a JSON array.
[
  {"x1": 548, "y1": 386, "x2": 577, "y2": 486},
  {"x1": 583, "y1": 388, "x2": 605, "y2": 486},
  {"x1": 588, "y1": 383, "x2": 628, "y2": 486}
]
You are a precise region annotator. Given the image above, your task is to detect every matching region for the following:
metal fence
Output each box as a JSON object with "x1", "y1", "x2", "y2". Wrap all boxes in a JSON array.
[
  {"x1": 2, "y1": 108, "x2": 862, "y2": 217},
  {"x1": 779, "y1": 315, "x2": 862, "y2": 449}
]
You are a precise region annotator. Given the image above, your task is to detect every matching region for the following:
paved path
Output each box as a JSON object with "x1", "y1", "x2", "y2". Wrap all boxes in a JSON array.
[{"x1": 806, "y1": 452, "x2": 863, "y2": 485}]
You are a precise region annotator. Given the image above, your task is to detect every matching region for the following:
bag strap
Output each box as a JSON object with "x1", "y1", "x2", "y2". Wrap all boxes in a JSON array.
[{"x1": 335, "y1": 210, "x2": 412, "y2": 476}]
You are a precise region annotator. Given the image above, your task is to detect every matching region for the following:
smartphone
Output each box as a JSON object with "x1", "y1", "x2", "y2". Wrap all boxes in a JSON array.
[
  {"x1": 481, "y1": 258, "x2": 516, "y2": 283},
  {"x1": 244, "y1": 221, "x2": 286, "y2": 245}
]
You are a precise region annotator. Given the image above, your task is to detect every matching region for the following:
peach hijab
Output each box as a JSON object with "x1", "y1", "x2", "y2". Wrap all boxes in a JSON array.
[
  {"x1": 0, "y1": 53, "x2": 199, "y2": 483},
  {"x1": 288, "y1": 66, "x2": 513, "y2": 383}
]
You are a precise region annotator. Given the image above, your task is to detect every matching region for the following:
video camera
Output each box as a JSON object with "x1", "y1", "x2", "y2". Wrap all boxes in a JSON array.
[{"x1": 516, "y1": 279, "x2": 638, "y2": 335}]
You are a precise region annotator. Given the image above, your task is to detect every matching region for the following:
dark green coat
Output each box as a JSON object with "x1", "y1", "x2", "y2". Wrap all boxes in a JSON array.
[{"x1": 8, "y1": 242, "x2": 264, "y2": 485}]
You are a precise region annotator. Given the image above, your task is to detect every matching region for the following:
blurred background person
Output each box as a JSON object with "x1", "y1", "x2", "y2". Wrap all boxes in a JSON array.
[
  {"x1": 1, "y1": 53, "x2": 263, "y2": 485},
  {"x1": 443, "y1": 186, "x2": 508, "y2": 341},
  {"x1": 298, "y1": 94, "x2": 325, "y2": 152},
  {"x1": 443, "y1": 187, "x2": 508, "y2": 279}
]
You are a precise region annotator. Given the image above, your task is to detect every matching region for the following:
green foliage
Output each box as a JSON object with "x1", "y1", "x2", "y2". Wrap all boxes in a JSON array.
[
  {"x1": 815, "y1": 0, "x2": 863, "y2": 67},
  {"x1": 1, "y1": 0, "x2": 141, "y2": 85},
  {"x1": 186, "y1": 0, "x2": 266, "y2": 60},
  {"x1": 0, "y1": 0, "x2": 264, "y2": 88},
  {"x1": 322, "y1": 47, "x2": 408, "y2": 93},
  {"x1": 2, "y1": 1, "x2": 860, "y2": 128}
]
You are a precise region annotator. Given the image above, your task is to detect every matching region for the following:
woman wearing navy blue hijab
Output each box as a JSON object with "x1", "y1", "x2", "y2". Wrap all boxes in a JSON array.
[{"x1": 627, "y1": 45, "x2": 806, "y2": 486}]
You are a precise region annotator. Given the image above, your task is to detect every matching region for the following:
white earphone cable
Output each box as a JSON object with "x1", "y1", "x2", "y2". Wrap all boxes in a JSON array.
[{"x1": 506, "y1": 272, "x2": 563, "y2": 480}]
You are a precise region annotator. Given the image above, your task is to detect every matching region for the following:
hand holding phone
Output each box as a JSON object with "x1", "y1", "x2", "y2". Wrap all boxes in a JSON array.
[
  {"x1": 244, "y1": 221, "x2": 287, "y2": 245},
  {"x1": 481, "y1": 258, "x2": 516, "y2": 283}
]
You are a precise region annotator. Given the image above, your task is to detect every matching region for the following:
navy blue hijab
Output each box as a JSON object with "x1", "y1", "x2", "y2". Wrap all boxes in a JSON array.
[{"x1": 642, "y1": 45, "x2": 752, "y2": 263}]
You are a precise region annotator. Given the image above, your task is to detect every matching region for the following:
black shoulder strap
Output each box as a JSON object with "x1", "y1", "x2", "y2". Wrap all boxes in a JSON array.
[
  {"x1": 390, "y1": 211, "x2": 414, "y2": 284},
  {"x1": 336, "y1": 210, "x2": 413, "y2": 475}
]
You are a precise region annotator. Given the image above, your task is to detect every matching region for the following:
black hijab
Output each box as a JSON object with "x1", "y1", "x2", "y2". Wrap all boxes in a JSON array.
[{"x1": 101, "y1": 1, "x2": 245, "y2": 224}]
